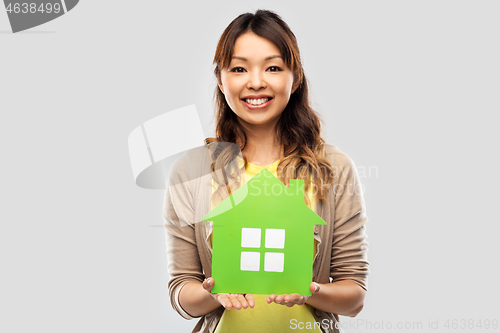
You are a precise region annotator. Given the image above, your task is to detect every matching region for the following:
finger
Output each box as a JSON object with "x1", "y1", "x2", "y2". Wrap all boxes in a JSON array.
[
  {"x1": 267, "y1": 294, "x2": 277, "y2": 304},
  {"x1": 284, "y1": 294, "x2": 306, "y2": 307},
  {"x1": 237, "y1": 294, "x2": 248, "y2": 309},
  {"x1": 294, "y1": 296, "x2": 307, "y2": 305},
  {"x1": 310, "y1": 282, "x2": 320, "y2": 294},
  {"x1": 202, "y1": 278, "x2": 214, "y2": 292},
  {"x1": 216, "y1": 294, "x2": 233, "y2": 310},
  {"x1": 287, "y1": 294, "x2": 301, "y2": 303},
  {"x1": 216, "y1": 294, "x2": 230, "y2": 309},
  {"x1": 245, "y1": 294, "x2": 255, "y2": 308},
  {"x1": 229, "y1": 295, "x2": 242, "y2": 310},
  {"x1": 275, "y1": 294, "x2": 287, "y2": 304}
]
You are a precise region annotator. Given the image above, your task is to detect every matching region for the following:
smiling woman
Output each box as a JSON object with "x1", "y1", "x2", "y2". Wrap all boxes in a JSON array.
[
  {"x1": 164, "y1": 9, "x2": 369, "y2": 333},
  {"x1": 218, "y1": 32, "x2": 298, "y2": 130}
]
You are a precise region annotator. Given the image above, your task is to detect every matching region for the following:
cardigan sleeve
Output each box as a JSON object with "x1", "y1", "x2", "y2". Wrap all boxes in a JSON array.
[
  {"x1": 329, "y1": 151, "x2": 370, "y2": 290},
  {"x1": 163, "y1": 155, "x2": 206, "y2": 320}
]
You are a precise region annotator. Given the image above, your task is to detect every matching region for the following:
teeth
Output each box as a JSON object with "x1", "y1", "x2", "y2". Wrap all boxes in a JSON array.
[{"x1": 245, "y1": 98, "x2": 269, "y2": 105}]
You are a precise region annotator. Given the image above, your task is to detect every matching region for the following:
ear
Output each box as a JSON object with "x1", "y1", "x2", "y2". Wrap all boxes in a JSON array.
[
  {"x1": 218, "y1": 80, "x2": 225, "y2": 94},
  {"x1": 291, "y1": 79, "x2": 300, "y2": 94}
]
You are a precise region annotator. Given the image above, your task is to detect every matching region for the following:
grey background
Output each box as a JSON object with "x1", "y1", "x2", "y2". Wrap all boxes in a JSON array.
[{"x1": 1, "y1": 1, "x2": 499, "y2": 332}]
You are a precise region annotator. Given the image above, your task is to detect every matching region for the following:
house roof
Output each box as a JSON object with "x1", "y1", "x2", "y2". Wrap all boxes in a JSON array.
[{"x1": 202, "y1": 169, "x2": 326, "y2": 226}]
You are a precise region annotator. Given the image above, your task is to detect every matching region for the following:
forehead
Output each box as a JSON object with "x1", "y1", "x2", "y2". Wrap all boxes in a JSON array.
[{"x1": 232, "y1": 32, "x2": 282, "y2": 60}]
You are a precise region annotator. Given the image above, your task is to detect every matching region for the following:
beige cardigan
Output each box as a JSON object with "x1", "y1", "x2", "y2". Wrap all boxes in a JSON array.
[{"x1": 163, "y1": 143, "x2": 369, "y2": 333}]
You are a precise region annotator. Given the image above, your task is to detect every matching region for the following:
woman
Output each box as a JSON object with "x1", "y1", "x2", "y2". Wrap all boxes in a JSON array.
[{"x1": 164, "y1": 9, "x2": 369, "y2": 333}]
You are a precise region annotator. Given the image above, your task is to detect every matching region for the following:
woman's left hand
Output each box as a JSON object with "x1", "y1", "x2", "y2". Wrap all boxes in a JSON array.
[{"x1": 266, "y1": 282, "x2": 320, "y2": 307}]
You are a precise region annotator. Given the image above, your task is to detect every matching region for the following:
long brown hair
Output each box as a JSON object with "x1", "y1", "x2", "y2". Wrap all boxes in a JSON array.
[{"x1": 206, "y1": 9, "x2": 334, "y2": 205}]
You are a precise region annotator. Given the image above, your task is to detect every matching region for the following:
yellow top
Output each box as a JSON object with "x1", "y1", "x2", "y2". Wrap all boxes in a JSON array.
[{"x1": 211, "y1": 159, "x2": 321, "y2": 333}]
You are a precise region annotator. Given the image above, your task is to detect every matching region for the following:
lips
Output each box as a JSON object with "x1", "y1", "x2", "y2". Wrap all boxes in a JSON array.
[
  {"x1": 241, "y1": 95, "x2": 273, "y2": 109},
  {"x1": 245, "y1": 97, "x2": 270, "y2": 105},
  {"x1": 241, "y1": 98, "x2": 273, "y2": 109}
]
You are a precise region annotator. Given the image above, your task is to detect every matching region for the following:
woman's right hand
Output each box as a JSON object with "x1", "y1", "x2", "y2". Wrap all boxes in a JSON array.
[{"x1": 202, "y1": 278, "x2": 255, "y2": 310}]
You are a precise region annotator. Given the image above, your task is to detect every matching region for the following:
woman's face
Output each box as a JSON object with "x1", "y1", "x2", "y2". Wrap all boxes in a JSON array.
[{"x1": 219, "y1": 32, "x2": 297, "y2": 131}]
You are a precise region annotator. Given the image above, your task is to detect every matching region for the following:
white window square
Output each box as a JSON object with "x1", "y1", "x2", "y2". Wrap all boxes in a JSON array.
[
  {"x1": 264, "y1": 252, "x2": 284, "y2": 272},
  {"x1": 240, "y1": 252, "x2": 260, "y2": 271},
  {"x1": 265, "y1": 229, "x2": 285, "y2": 249},
  {"x1": 241, "y1": 228, "x2": 261, "y2": 248}
]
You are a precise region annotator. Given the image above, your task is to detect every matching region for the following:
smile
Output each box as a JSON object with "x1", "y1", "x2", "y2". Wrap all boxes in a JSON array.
[
  {"x1": 241, "y1": 97, "x2": 274, "y2": 110},
  {"x1": 245, "y1": 98, "x2": 270, "y2": 105}
]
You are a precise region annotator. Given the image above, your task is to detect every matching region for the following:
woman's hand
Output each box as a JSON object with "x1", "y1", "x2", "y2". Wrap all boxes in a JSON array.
[
  {"x1": 202, "y1": 278, "x2": 255, "y2": 310},
  {"x1": 266, "y1": 282, "x2": 320, "y2": 307}
]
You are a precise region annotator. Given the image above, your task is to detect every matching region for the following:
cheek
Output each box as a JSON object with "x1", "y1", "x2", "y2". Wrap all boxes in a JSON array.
[
  {"x1": 274, "y1": 75, "x2": 294, "y2": 96},
  {"x1": 221, "y1": 76, "x2": 242, "y2": 99},
  {"x1": 220, "y1": 77, "x2": 243, "y2": 112}
]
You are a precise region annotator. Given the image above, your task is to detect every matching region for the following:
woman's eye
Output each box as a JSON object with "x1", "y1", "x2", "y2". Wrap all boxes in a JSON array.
[
  {"x1": 267, "y1": 66, "x2": 282, "y2": 72},
  {"x1": 230, "y1": 67, "x2": 246, "y2": 73}
]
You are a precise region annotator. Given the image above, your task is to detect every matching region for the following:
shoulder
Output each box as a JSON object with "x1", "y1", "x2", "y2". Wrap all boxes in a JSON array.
[
  {"x1": 168, "y1": 145, "x2": 211, "y2": 185},
  {"x1": 323, "y1": 143, "x2": 358, "y2": 172},
  {"x1": 172, "y1": 144, "x2": 210, "y2": 168}
]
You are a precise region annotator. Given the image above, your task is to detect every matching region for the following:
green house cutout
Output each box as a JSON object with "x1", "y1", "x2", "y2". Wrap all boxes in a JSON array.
[{"x1": 202, "y1": 169, "x2": 326, "y2": 296}]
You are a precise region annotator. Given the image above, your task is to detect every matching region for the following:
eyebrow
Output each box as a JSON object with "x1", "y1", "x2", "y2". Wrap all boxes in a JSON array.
[{"x1": 231, "y1": 55, "x2": 282, "y2": 61}]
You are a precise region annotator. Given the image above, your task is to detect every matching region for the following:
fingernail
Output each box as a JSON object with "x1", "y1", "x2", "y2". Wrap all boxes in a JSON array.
[{"x1": 314, "y1": 283, "x2": 320, "y2": 292}]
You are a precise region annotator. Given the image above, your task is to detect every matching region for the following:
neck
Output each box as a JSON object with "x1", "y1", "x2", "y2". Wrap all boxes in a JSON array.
[{"x1": 237, "y1": 122, "x2": 281, "y2": 166}]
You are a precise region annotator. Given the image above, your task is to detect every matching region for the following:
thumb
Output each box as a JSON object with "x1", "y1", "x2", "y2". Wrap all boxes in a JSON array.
[
  {"x1": 203, "y1": 278, "x2": 214, "y2": 292},
  {"x1": 310, "y1": 282, "x2": 320, "y2": 295}
]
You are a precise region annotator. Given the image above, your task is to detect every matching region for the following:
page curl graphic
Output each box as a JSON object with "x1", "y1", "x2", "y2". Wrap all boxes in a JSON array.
[
  {"x1": 128, "y1": 105, "x2": 247, "y2": 226},
  {"x1": 128, "y1": 105, "x2": 206, "y2": 189},
  {"x1": 4, "y1": 0, "x2": 79, "y2": 33}
]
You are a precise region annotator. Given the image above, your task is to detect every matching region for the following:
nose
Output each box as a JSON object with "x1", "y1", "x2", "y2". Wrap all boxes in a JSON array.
[{"x1": 246, "y1": 70, "x2": 266, "y2": 90}]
